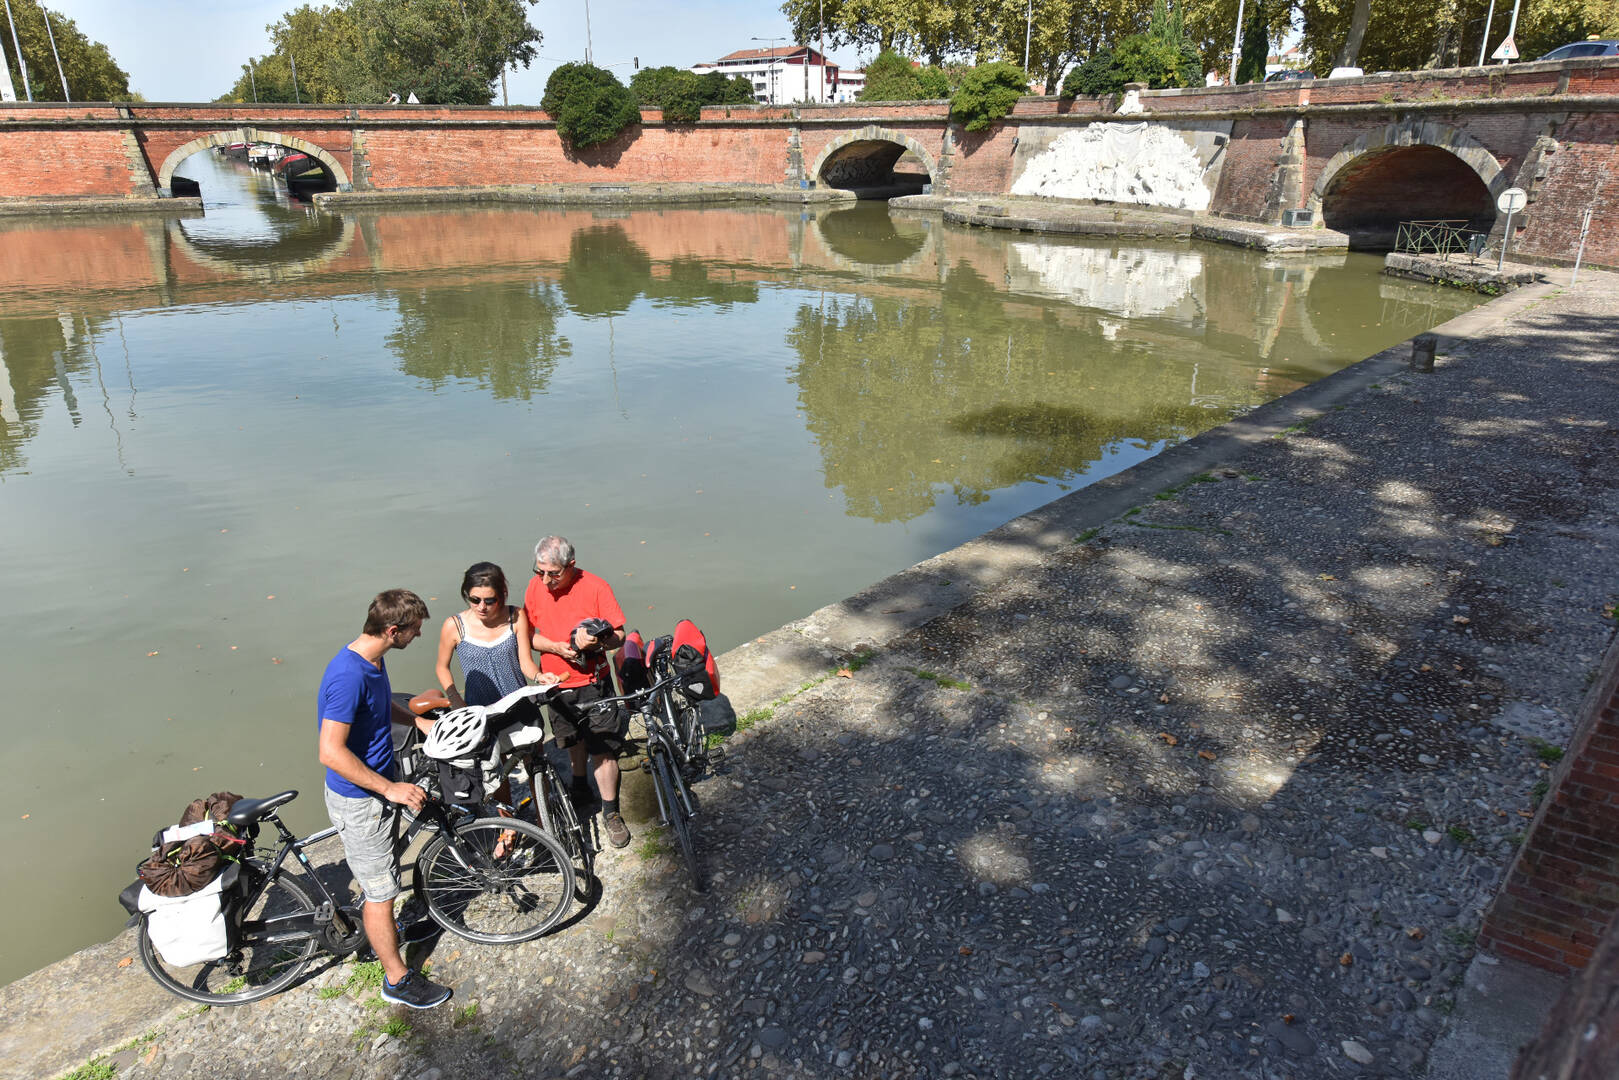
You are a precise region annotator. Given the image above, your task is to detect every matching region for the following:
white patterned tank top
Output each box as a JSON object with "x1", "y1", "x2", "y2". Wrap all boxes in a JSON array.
[{"x1": 453, "y1": 609, "x2": 527, "y2": 707}]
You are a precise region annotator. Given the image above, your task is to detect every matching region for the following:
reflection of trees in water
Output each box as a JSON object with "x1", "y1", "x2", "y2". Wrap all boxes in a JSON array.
[
  {"x1": 788, "y1": 266, "x2": 1228, "y2": 524},
  {"x1": 0, "y1": 313, "x2": 134, "y2": 477},
  {"x1": 389, "y1": 281, "x2": 572, "y2": 401},
  {"x1": 559, "y1": 225, "x2": 760, "y2": 317}
]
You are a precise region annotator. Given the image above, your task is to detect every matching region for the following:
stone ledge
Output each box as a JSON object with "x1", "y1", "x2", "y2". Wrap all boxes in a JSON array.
[{"x1": 0, "y1": 196, "x2": 202, "y2": 218}]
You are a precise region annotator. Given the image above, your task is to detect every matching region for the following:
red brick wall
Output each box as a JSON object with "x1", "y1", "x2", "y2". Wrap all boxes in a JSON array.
[
  {"x1": 1481, "y1": 629, "x2": 1619, "y2": 973},
  {"x1": 1211, "y1": 117, "x2": 1290, "y2": 220},
  {"x1": 1510, "y1": 909, "x2": 1619, "y2": 1079},
  {"x1": 1516, "y1": 111, "x2": 1619, "y2": 270},
  {"x1": 0, "y1": 128, "x2": 139, "y2": 198}
]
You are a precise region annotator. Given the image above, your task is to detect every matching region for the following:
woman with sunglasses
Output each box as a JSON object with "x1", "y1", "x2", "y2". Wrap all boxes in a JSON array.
[{"x1": 435, "y1": 562, "x2": 557, "y2": 710}]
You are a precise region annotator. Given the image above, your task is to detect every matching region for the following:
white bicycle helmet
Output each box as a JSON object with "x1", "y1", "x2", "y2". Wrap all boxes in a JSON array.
[{"x1": 423, "y1": 706, "x2": 488, "y2": 761}]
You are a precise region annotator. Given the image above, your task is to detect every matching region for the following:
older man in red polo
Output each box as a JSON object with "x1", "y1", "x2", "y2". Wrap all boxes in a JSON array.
[{"x1": 523, "y1": 535, "x2": 632, "y2": 848}]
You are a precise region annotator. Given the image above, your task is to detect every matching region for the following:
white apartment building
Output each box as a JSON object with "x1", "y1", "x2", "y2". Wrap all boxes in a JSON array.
[{"x1": 692, "y1": 45, "x2": 864, "y2": 105}]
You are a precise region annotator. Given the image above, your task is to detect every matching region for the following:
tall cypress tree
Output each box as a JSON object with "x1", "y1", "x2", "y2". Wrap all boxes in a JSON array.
[{"x1": 1236, "y1": 0, "x2": 1270, "y2": 84}]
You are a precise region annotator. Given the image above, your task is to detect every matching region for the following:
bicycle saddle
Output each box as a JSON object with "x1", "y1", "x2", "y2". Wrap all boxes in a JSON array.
[
  {"x1": 226, "y1": 790, "x2": 299, "y2": 828},
  {"x1": 409, "y1": 689, "x2": 454, "y2": 716}
]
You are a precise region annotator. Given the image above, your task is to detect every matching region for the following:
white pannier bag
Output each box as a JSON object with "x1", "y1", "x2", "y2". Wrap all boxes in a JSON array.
[{"x1": 140, "y1": 872, "x2": 229, "y2": 966}]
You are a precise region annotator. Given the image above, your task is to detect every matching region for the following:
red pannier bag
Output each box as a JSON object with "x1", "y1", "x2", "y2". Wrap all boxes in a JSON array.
[{"x1": 647, "y1": 619, "x2": 720, "y2": 701}]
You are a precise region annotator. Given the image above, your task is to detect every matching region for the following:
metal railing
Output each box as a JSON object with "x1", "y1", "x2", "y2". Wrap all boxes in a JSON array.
[{"x1": 1394, "y1": 219, "x2": 1489, "y2": 262}]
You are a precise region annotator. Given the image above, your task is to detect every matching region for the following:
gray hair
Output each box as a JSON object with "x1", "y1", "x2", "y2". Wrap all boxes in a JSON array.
[{"x1": 533, "y1": 535, "x2": 575, "y2": 567}]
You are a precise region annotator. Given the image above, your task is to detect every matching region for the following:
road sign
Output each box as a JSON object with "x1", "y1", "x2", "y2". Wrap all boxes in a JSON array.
[
  {"x1": 1491, "y1": 37, "x2": 1518, "y2": 61},
  {"x1": 1496, "y1": 187, "x2": 1527, "y2": 214}
]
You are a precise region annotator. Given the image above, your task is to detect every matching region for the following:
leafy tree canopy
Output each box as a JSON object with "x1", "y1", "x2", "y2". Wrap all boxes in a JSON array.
[
  {"x1": 949, "y1": 61, "x2": 1029, "y2": 131},
  {"x1": 0, "y1": 0, "x2": 133, "y2": 101},
  {"x1": 1063, "y1": 0, "x2": 1202, "y2": 95},
  {"x1": 219, "y1": 0, "x2": 539, "y2": 104},
  {"x1": 858, "y1": 48, "x2": 950, "y2": 100},
  {"x1": 542, "y1": 62, "x2": 640, "y2": 149},
  {"x1": 631, "y1": 66, "x2": 753, "y2": 123}
]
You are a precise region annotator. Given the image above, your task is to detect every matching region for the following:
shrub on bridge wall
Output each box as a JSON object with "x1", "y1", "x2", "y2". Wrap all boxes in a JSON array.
[
  {"x1": 631, "y1": 67, "x2": 753, "y2": 124},
  {"x1": 542, "y1": 63, "x2": 640, "y2": 149},
  {"x1": 949, "y1": 62, "x2": 1030, "y2": 133},
  {"x1": 858, "y1": 50, "x2": 952, "y2": 102}
]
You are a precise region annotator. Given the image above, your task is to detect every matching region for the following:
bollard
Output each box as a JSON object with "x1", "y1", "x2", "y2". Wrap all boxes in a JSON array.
[{"x1": 1410, "y1": 334, "x2": 1437, "y2": 373}]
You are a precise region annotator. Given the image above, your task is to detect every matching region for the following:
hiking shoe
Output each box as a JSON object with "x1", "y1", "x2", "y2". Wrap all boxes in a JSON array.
[
  {"x1": 380, "y1": 968, "x2": 452, "y2": 1010},
  {"x1": 603, "y1": 811, "x2": 631, "y2": 849}
]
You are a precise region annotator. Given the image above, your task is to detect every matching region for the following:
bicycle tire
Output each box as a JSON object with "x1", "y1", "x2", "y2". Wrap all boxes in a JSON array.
[
  {"x1": 138, "y1": 860, "x2": 319, "y2": 1005},
  {"x1": 651, "y1": 748, "x2": 705, "y2": 892},
  {"x1": 541, "y1": 765, "x2": 596, "y2": 890},
  {"x1": 416, "y1": 816, "x2": 574, "y2": 944}
]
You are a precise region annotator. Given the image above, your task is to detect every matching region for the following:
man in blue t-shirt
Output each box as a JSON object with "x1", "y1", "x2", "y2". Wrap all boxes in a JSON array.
[{"x1": 316, "y1": 588, "x2": 451, "y2": 1010}]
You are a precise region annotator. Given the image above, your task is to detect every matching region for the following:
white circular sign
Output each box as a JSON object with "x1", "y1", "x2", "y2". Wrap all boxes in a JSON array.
[{"x1": 1497, "y1": 187, "x2": 1527, "y2": 214}]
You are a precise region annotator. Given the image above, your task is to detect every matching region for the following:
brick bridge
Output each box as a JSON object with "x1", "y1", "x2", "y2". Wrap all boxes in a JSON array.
[{"x1": 0, "y1": 59, "x2": 1615, "y2": 267}]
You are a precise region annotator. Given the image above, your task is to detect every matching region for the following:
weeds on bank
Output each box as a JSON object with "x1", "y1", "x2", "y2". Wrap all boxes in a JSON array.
[
  {"x1": 1531, "y1": 778, "x2": 1550, "y2": 805},
  {"x1": 908, "y1": 668, "x2": 971, "y2": 690},
  {"x1": 637, "y1": 828, "x2": 673, "y2": 858},
  {"x1": 1530, "y1": 739, "x2": 1564, "y2": 763},
  {"x1": 61, "y1": 1060, "x2": 115, "y2": 1080}
]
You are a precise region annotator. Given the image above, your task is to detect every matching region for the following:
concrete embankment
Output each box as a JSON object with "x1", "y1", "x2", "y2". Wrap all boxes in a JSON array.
[
  {"x1": 7, "y1": 270, "x2": 1616, "y2": 1079},
  {"x1": 891, "y1": 192, "x2": 1351, "y2": 253}
]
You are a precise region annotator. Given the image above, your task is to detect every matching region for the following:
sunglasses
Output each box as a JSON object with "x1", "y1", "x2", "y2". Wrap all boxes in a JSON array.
[
  {"x1": 468, "y1": 595, "x2": 501, "y2": 606},
  {"x1": 535, "y1": 566, "x2": 569, "y2": 580}
]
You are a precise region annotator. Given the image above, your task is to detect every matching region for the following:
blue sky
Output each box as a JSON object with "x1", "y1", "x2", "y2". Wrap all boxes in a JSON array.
[{"x1": 49, "y1": 1, "x2": 842, "y2": 103}]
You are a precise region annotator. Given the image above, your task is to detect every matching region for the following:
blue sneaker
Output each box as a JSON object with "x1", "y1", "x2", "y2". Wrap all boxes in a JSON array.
[{"x1": 380, "y1": 968, "x2": 452, "y2": 1009}]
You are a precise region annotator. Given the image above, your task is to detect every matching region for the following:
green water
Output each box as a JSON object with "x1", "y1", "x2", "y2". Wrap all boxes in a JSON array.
[{"x1": 0, "y1": 152, "x2": 1480, "y2": 983}]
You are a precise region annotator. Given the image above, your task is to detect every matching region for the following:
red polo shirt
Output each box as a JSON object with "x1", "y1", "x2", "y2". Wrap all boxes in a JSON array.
[{"x1": 523, "y1": 568, "x2": 627, "y2": 689}]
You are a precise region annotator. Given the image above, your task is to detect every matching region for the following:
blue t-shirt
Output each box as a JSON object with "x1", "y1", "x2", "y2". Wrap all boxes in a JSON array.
[{"x1": 317, "y1": 647, "x2": 396, "y2": 799}]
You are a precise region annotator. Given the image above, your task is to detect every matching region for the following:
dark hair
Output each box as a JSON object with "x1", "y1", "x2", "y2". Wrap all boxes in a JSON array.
[
  {"x1": 460, "y1": 562, "x2": 508, "y2": 605},
  {"x1": 363, "y1": 589, "x2": 429, "y2": 636}
]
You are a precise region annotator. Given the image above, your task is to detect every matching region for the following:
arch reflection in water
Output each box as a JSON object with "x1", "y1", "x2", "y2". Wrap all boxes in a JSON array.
[
  {"x1": 170, "y1": 151, "x2": 354, "y2": 280},
  {"x1": 815, "y1": 203, "x2": 931, "y2": 269}
]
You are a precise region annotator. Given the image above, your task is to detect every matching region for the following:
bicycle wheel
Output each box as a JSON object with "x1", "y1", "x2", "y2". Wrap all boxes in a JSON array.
[
  {"x1": 541, "y1": 765, "x2": 596, "y2": 890},
  {"x1": 138, "y1": 860, "x2": 319, "y2": 1005},
  {"x1": 416, "y1": 817, "x2": 574, "y2": 944},
  {"x1": 651, "y1": 748, "x2": 705, "y2": 892},
  {"x1": 675, "y1": 700, "x2": 707, "y2": 773}
]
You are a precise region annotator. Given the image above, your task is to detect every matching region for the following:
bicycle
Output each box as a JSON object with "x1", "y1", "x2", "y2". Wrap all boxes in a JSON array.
[
  {"x1": 556, "y1": 657, "x2": 712, "y2": 892},
  {"x1": 127, "y1": 786, "x2": 574, "y2": 1005},
  {"x1": 402, "y1": 684, "x2": 596, "y2": 894}
]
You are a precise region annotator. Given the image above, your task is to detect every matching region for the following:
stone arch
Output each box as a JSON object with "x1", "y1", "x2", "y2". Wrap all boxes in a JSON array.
[
  {"x1": 810, "y1": 126, "x2": 939, "y2": 192},
  {"x1": 156, "y1": 127, "x2": 351, "y2": 195},
  {"x1": 1307, "y1": 120, "x2": 1503, "y2": 244}
]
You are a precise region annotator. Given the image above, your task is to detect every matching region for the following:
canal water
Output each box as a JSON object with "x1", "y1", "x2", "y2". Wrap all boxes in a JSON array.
[{"x1": 0, "y1": 151, "x2": 1481, "y2": 983}]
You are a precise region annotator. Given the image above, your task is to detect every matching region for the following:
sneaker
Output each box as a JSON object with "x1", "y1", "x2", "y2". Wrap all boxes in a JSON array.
[
  {"x1": 380, "y1": 968, "x2": 453, "y2": 1010},
  {"x1": 603, "y1": 811, "x2": 631, "y2": 849}
]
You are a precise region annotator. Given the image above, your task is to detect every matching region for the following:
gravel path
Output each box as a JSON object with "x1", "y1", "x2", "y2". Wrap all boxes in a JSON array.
[{"x1": 24, "y1": 270, "x2": 1619, "y2": 1080}]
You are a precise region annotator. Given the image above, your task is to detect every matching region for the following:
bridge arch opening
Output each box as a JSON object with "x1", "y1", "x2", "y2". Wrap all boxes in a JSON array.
[
  {"x1": 1309, "y1": 123, "x2": 1503, "y2": 251},
  {"x1": 811, "y1": 129, "x2": 937, "y2": 199},
  {"x1": 160, "y1": 128, "x2": 348, "y2": 199}
]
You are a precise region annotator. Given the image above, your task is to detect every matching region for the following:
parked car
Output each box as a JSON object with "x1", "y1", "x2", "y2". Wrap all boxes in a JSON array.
[
  {"x1": 1265, "y1": 69, "x2": 1314, "y2": 81},
  {"x1": 1537, "y1": 39, "x2": 1619, "y2": 61}
]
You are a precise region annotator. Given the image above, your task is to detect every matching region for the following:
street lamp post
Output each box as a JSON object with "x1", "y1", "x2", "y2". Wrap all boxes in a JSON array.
[
  {"x1": 42, "y1": 7, "x2": 69, "y2": 101},
  {"x1": 1024, "y1": 0, "x2": 1033, "y2": 72}
]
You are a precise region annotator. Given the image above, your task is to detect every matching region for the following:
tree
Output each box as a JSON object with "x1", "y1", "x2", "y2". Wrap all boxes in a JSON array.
[
  {"x1": 1062, "y1": 0, "x2": 1202, "y2": 95},
  {"x1": 858, "y1": 48, "x2": 950, "y2": 100},
  {"x1": 1236, "y1": 0, "x2": 1270, "y2": 81},
  {"x1": 0, "y1": 0, "x2": 132, "y2": 101},
  {"x1": 219, "y1": 5, "x2": 358, "y2": 103},
  {"x1": 949, "y1": 61, "x2": 1028, "y2": 132},
  {"x1": 781, "y1": 0, "x2": 978, "y2": 65},
  {"x1": 345, "y1": 0, "x2": 539, "y2": 104},
  {"x1": 219, "y1": 0, "x2": 540, "y2": 104},
  {"x1": 631, "y1": 66, "x2": 752, "y2": 123},
  {"x1": 542, "y1": 63, "x2": 640, "y2": 149}
]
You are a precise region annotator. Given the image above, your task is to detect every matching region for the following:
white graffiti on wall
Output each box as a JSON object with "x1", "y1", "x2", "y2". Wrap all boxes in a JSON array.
[{"x1": 1011, "y1": 124, "x2": 1213, "y2": 212}]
